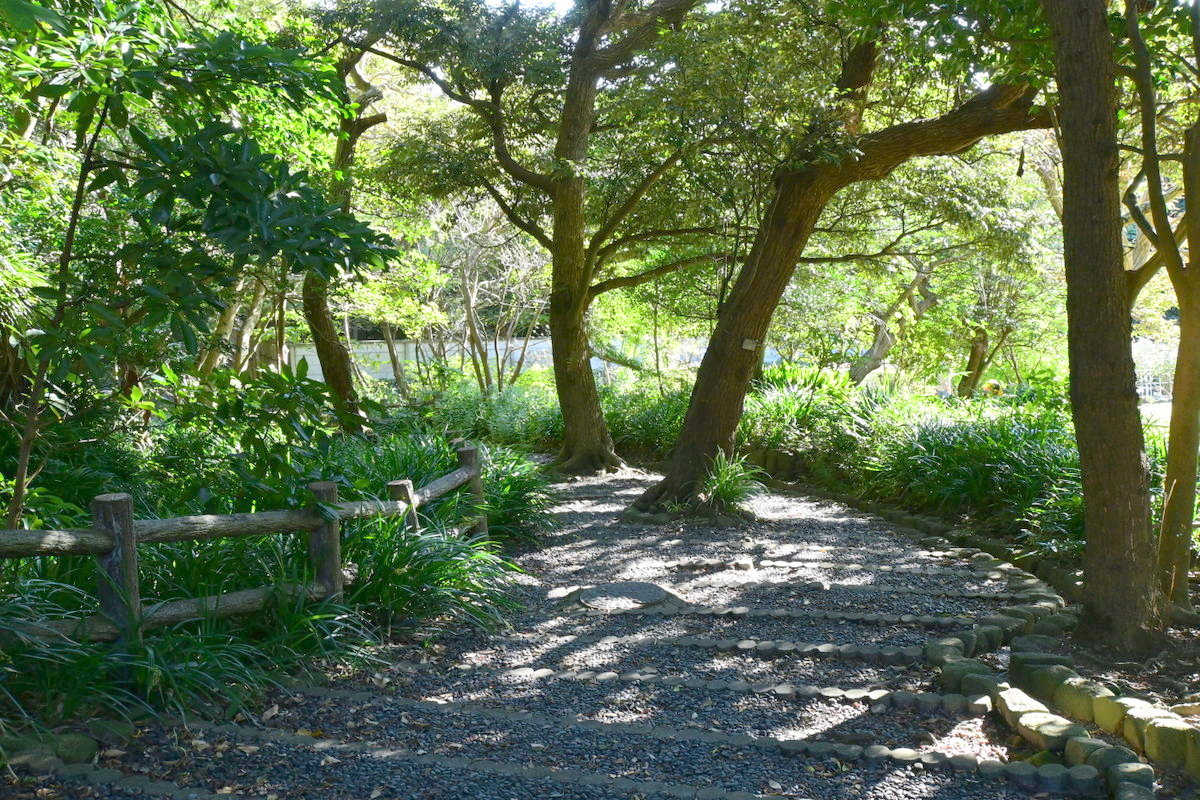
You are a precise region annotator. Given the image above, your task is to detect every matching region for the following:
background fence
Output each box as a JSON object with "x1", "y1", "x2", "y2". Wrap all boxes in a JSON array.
[{"x1": 0, "y1": 443, "x2": 487, "y2": 644}]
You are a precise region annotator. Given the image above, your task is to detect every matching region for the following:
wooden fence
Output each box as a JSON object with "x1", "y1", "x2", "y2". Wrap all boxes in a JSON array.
[{"x1": 0, "y1": 443, "x2": 488, "y2": 644}]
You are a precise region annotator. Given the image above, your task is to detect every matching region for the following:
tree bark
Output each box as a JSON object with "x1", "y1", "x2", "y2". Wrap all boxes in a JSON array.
[
  {"x1": 1160, "y1": 287, "x2": 1200, "y2": 610},
  {"x1": 380, "y1": 321, "x2": 409, "y2": 398},
  {"x1": 1042, "y1": 0, "x2": 1164, "y2": 651},
  {"x1": 956, "y1": 327, "x2": 989, "y2": 398},
  {"x1": 197, "y1": 278, "x2": 247, "y2": 377},
  {"x1": 635, "y1": 65, "x2": 1049, "y2": 508},
  {"x1": 299, "y1": 52, "x2": 385, "y2": 432}
]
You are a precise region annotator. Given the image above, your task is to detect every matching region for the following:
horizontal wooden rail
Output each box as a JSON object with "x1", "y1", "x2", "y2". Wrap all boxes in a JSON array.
[
  {"x1": 1, "y1": 498, "x2": 441, "y2": 556},
  {"x1": 2, "y1": 443, "x2": 490, "y2": 648},
  {"x1": 0, "y1": 528, "x2": 113, "y2": 557},
  {"x1": 38, "y1": 583, "x2": 332, "y2": 643},
  {"x1": 414, "y1": 466, "x2": 473, "y2": 507}
]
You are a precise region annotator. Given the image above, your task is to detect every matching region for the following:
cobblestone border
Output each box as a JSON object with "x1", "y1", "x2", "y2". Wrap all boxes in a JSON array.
[
  {"x1": 7, "y1": 758, "x2": 239, "y2": 799},
  {"x1": 500, "y1": 630, "x2": 928, "y2": 664},
  {"x1": 579, "y1": 602, "x2": 977, "y2": 629},
  {"x1": 685, "y1": 573, "x2": 1021, "y2": 600},
  {"x1": 775, "y1": 481, "x2": 1171, "y2": 799},
  {"x1": 174, "y1": 703, "x2": 1105, "y2": 798}
]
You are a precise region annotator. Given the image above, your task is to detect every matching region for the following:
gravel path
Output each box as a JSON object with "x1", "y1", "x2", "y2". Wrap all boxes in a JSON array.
[{"x1": 37, "y1": 471, "x2": 1054, "y2": 800}]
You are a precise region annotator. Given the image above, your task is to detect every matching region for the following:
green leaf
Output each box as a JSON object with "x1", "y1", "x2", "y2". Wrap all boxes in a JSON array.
[{"x1": 0, "y1": 0, "x2": 69, "y2": 33}]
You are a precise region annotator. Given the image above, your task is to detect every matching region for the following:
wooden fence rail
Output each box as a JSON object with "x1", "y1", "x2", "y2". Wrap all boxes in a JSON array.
[{"x1": 0, "y1": 444, "x2": 488, "y2": 644}]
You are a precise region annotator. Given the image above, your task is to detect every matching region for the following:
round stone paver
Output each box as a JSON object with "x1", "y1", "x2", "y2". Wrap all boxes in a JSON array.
[{"x1": 578, "y1": 581, "x2": 669, "y2": 611}]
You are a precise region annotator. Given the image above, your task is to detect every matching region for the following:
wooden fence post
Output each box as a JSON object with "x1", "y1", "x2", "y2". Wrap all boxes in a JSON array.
[
  {"x1": 456, "y1": 444, "x2": 488, "y2": 536},
  {"x1": 92, "y1": 493, "x2": 141, "y2": 645},
  {"x1": 307, "y1": 481, "x2": 343, "y2": 597},
  {"x1": 387, "y1": 479, "x2": 421, "y2": 532}
]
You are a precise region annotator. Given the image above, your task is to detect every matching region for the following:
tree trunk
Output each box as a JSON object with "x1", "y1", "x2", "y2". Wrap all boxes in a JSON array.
[
  {"x1": 1159, "y1": 289, "x2": 1200, "y2": 610},
  {"x1": 380, "y1": 321, "x2": 409, "y2": 398},
  {"x1": 635, "y1": 171, "x2": 837, "y2": 505},
  {"x1": 302, "y1": 272, "x2": 362, "y2": 429},
  {"x1": 232, "y1": 279, "x2": 267, "y2": 372},
  {"x1": 1042, "y1": 0, "x2": 1164, "y2": 651},
  {"x1": 547, "y1": 23, "x2": 624, "y2": 473},
  {"x1": 197, "y1": 278, "x2": 247, "y2": 377},
  {"x1": 634, "y1": 63, "x2": 1048, "y2": 509},
  {"x1": 956, "y1": 327, "x2": 989, "y2": 398},
  {"x1": 549, "y1": 294, "x2": 621, "y2": 472}
]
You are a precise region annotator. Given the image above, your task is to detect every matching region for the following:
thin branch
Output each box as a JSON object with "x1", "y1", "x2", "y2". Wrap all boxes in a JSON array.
[
  {"x1": 588, "y1": 252, "x2": 722, "y2": 299},
  {"x1": 479, "y1": 180, "x2": 553, "y2": 250},
  {"x1": 595, "y1": 226, "x2": 719, "y2": 265},
  {"x1": 361, "y1": 44, "x2": 554, "y2": 192}
]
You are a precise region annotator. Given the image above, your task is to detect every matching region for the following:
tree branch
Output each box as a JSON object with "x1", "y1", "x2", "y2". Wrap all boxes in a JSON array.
[
  {"x1": 588, "y1": 252, "x2": 722, "y2": 299},
  {"x1": 588, "y1": 146, "x2": 690, "y2": 255},
  {"x1": 595, "y1": 226, "x2": 719, "y2": 265},
  {"x1": 361, "y1": 44, "x2": 554, "y2": 192},
  {"x1": 479, "y1": 180, "x2": 553, "y2": 250},
  {"x1": 587, "y1": 0, "x2": 703, "y2": 74}
]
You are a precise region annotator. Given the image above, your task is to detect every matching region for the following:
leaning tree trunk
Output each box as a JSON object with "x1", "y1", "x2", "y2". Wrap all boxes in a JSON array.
[
  {"x1": 380, "y1": 321, "x2": 409, "y2": 398},
  {"x1": 634, "y1": 69, "x2": 1049, "y2": 509},
  {"x1": 302, "y1": 272, "x2": 362, "y2": 430},
  {"x1": 1159, "y1": 289, "x2": 1200, "y2": 610},
  {"x1": 635, "y1": 172, "x2": 837, "y2": 504},
  {"x1": 1042, "y1": 0, "x2": 1164, "y2": 651},
  {"x1": 956, "y1": 327, "x2": 989, "y2": 398}
]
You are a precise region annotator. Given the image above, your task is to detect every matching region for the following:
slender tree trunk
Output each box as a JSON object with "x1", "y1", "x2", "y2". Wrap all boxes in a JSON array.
[
  {"x1": 380, "y1": 321, "x2": 409, "y2": 398},
  {"x1": 197, "y1": 278, "x2": 247, "y2": 377},
  {"x1": 1159, "y1": 289, "x2": 1200, "y2": 610},
  {"x1": 302, "y1": 272, "x2": 362, "y2": 427},
  {"x1": 1042, "y1": 0, "x2": 1164, "y2": 651},
  {"x1": 232, "y1": 279, "x2": 267, "y2": 372},
  {"x1": 956, "y1": 327, "x2": 989, "y2": 397},
  {"x1": 300, "y1": 51, "x2": 385, "y2": 432}
]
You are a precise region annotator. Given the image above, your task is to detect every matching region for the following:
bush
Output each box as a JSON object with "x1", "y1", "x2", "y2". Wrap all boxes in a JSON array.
[{"x1": 699, "y1": 450, "x2": 766, "y2": 512}]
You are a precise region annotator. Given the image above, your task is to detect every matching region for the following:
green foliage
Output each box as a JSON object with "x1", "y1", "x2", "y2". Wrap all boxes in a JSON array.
[
  {"x1": 699, "y1": 450, "x2": 766, "y2": 512},
  {"x1": 344, "y1": 518, "x2": 518, "y2": 631}
]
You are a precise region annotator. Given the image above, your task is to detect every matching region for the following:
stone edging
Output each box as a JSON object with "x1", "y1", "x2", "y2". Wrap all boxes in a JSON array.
[
  {"x1": 180, "y1": 695, "x2": 1104, "y2": 797},
  {"x1": 501, "y1": 630, "x2": 926, "y2": 664},
  {"x1": 6, "y1": 759, "x2": 238, "y2": 799},
  {"x1": 779, "y1": 480, "x2": 1182, "y2": 799},
  {"x1": 578, "y1": 602, "x2": 978, "y2": 629}
]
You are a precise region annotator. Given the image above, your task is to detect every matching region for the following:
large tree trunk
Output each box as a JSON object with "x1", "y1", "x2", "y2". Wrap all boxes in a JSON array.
[
  {"x1": 634, "y1": 62, "x2": 1048, "y2": 509},
  {"x1": 635, "y1": 173, "x2": 836, "y2": 504},
  {"x1": 1042, "y1": 0, "x2": 1164, "y2": 651},
  {"x1": 956, "y1": 327, "x2": 989, "y2": 398},
  {"x1": 547, "y1": 25, "x2": 624, "y2": 473}
]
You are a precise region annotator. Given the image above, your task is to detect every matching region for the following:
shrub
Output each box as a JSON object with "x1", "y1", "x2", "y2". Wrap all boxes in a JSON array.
[
  {"x1": 699, "y1": 450, "x2": 766, "y2": 512},
  {"x1": 343, "y1": 517, "x2": 519, "y2": 632}
]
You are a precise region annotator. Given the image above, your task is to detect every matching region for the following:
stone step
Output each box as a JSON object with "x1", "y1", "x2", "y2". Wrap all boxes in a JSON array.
[
  {"x1": 137, "y1": 713, "x2": 1060, "y2": 800},
  {"x1": 22, "y1": 762, "x2": 238, "y2": 799},
  {"x1": 669, "y1": 555, "x2": 997, "y2": 577},
  {"x1": 574, "y1": 603, "x2": 976, "y2": 629},
  {"x1": 494, "y1": 630, "x2": 928, "y2": 664},
  {"x1": 686, "y1": 575, "x2": 1015, "y2": 600}
]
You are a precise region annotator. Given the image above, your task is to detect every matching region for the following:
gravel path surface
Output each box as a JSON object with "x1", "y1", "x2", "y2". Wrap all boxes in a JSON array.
[{"x1": 35, "y1": 471, "x2": 1049, "y2": 799}]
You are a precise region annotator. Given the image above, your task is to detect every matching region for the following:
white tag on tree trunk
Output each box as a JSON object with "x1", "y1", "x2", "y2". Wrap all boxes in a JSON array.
[{"x1": 742, "y1": 338, "x2": 758, "y2": 351}]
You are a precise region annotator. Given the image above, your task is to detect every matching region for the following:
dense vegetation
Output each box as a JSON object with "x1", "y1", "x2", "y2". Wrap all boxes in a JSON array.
[{"x1": 0, "y1": 0, "x2": 1196, "y2": 730}]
